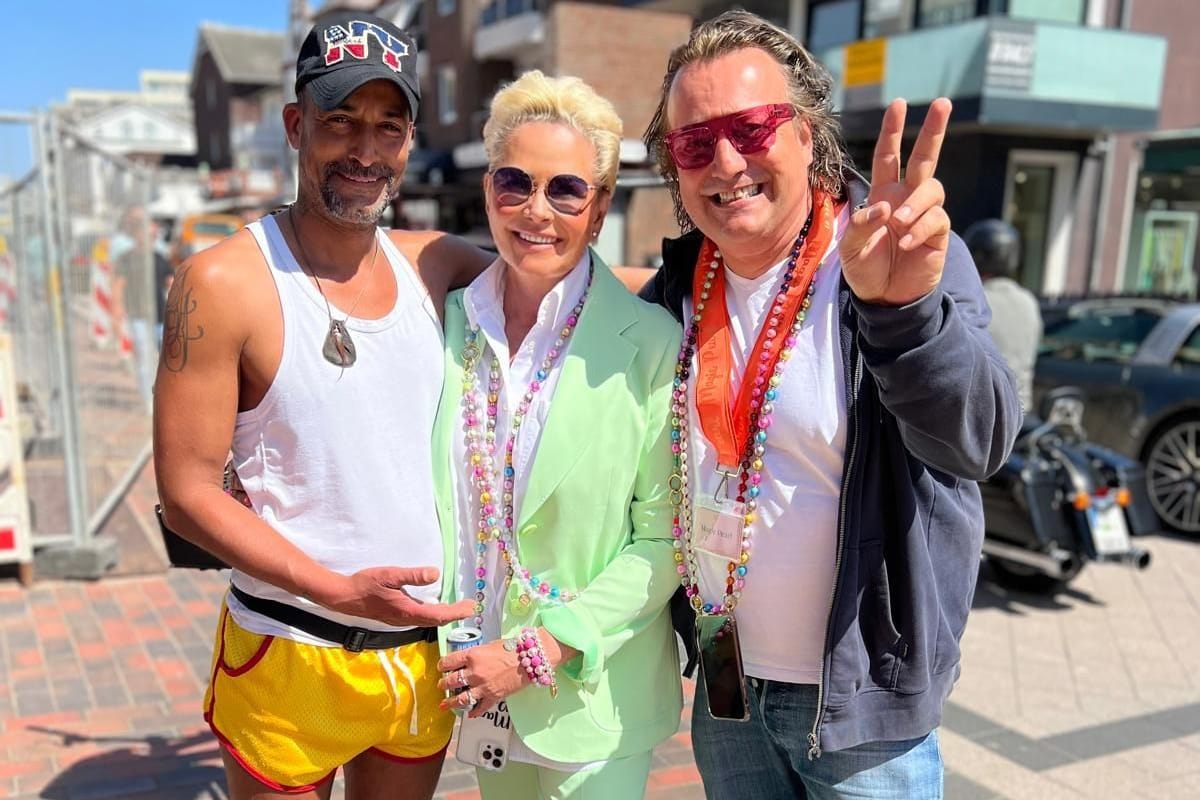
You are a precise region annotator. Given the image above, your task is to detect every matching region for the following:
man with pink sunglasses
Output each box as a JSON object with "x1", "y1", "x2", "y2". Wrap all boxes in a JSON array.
[{"x1": 639, "y1": 10, "x2": 1021, "y2": 799}]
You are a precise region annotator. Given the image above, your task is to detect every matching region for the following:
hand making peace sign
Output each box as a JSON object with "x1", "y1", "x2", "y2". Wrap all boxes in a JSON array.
[{"x1": 840, "y1": 97, "x2": 953, "y2": 307}]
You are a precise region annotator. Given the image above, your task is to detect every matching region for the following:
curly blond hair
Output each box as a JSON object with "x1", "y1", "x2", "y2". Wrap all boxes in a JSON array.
[
  {"x1": 484, "y1": 70, "x2": 623, "y2": 192},
  {"x1": 644, "y1": 9, "x2": 849, "y2": 231}
]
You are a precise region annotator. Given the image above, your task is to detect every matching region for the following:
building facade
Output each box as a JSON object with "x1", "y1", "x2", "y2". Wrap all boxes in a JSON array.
[
  {"x1": 294, "y1": 0, "x2": 691, "y2": 265},
  {"x1": 56, "y1": 71, "x2": 200, "y2": 235},
  {"x1": 412, "y1": 0, "x2": 693, "y2": 266},
  {"x1": 190, "y1": 24, "x2": 290, "y2": 209},
  {"x1": 282, "y1": 0, "x2": 1200, "y2": 286},
  {"x1": 639, "y1": 0, "x2": 1198, "y2": 298},
  {"x1": 792, "y1": 0, "x2": 1172, "y2": 298},
  {"x1": 1107, "y1": 1, "x2": 1200, "y2": 299}
]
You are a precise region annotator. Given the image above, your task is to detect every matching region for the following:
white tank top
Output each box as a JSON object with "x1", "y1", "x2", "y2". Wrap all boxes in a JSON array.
[{"x1": 227, "y1": 213, "x2": 445, "y2": 644}]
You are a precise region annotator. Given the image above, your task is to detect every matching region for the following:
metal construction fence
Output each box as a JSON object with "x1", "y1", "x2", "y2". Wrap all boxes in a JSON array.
[{"x1": 0, "y1": 111, "x2": 160, "y2": 570}]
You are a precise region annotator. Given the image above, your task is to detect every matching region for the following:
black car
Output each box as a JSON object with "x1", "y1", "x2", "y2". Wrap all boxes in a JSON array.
[{"x1": 1034, "y1": 298, "x2": 1200, "y2": 534}]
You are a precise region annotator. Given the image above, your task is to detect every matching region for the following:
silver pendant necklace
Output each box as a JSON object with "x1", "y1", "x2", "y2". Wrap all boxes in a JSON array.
[{"x1": 286, "y1": 207, "x2": 380, "y2": 368}]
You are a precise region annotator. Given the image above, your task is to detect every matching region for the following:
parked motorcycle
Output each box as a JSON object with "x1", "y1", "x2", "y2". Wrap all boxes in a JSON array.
[{"x1": 980, "y1": 388, "x2": 1155, "y2": 593}]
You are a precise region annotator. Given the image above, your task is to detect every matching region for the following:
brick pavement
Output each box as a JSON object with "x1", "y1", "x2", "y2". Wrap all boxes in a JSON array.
[
  {"x1": 22, "y1": 302, "x2": 153, "y2": 559},
  {"x1": 2, "y1": 511, "x2": 1199, "y2": 798},
  {"x1": 0, "y1": 566, "x2": 703, "y2": 800}
]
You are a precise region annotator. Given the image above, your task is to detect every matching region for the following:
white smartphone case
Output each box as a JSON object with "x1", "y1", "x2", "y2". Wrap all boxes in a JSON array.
[{"x1": 454, "y1": 700, "x2": 514, "y2": 771}]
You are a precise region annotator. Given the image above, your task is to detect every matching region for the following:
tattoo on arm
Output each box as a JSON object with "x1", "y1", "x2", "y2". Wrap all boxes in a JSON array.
[{"x1": 162, "y1": 265, "x2": 204, "y2": 372}]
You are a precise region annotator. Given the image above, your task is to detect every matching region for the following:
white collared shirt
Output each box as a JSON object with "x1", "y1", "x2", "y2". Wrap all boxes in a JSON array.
[{"x1": 449, "y1": 250, "x2": 600, "y2": 770}]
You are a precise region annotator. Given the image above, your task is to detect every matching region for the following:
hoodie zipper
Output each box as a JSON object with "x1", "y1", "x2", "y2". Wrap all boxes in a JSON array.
[{"x1": 808, "y1": 346, "x2": 863, "y2": 760}]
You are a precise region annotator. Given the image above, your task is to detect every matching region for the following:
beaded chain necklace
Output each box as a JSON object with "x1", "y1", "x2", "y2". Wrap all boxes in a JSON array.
[
  {"x1": 459, "y1": 266, "x2": 593, "y2": 627},
  {"x1": 670, "y1": 193, "x2": 835, "y2": 616}
]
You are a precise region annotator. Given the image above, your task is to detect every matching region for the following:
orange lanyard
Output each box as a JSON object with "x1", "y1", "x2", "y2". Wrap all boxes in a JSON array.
[{"x1": 691, "y1": 190, "x2": 835, "y2": 470}]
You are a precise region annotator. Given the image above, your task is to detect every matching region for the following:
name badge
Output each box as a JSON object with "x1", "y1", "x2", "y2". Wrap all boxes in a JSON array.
[{"x1": 694, "y1": 497, "x2": 744, "y2": 560}]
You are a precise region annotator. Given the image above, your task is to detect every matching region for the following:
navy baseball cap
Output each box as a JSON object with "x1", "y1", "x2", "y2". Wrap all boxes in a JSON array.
[{"x1": 295, "y1": 11, "x2": 420, "y2": 118}]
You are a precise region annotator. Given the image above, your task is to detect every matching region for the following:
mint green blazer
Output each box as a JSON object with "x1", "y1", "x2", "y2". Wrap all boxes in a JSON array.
[{"x1": 433, "y1": 252, "x2": 684, "y2": 763}]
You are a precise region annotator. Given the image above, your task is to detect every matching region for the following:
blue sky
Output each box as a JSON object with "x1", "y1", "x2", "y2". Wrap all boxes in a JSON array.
[{"x1": 0, "y1": 1, "x2": 288, "y2": 178}]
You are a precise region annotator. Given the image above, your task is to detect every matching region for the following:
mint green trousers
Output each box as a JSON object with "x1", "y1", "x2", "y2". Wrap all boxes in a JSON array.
[{"x1": 475, "y1": 750, "x2": 653, "y2": 800}]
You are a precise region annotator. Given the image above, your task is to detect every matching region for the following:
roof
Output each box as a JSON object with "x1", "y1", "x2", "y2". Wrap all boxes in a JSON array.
[
  {"x1": 194, "y1": 23, "x2": 285, "y2": 86},
  {"x1": 76, "y1": 103, "x2": 193, "y2": 132},
  {"x1": 73, "y1": 103, "x2": 196, "y2": 157}
]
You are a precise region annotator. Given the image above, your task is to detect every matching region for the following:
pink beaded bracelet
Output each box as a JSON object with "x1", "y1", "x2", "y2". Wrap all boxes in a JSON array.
[{"x1": 516, "y1": 627, "x2": 558, "y2": 698}]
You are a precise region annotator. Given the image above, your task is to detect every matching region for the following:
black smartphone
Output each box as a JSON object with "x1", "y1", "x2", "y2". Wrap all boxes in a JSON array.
[
  {"x1": 695, "y1": 614, "x2": 751, "y2": 722},
  {"x1": 154, "y1": 505, "x2": 229, "y2": 570}
]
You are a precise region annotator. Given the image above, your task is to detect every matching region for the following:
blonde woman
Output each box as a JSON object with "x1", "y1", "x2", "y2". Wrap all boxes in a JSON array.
[{"x1": 430, "y1": 70, "x2": 683, "y2": 797}]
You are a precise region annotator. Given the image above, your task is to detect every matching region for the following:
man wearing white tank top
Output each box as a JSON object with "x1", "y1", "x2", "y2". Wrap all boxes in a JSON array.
[{"x1": 154, "y1": 12, "x2": 487, "y2": 800}]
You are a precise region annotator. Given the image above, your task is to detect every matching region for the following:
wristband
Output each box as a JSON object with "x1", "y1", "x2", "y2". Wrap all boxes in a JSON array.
[{"x1": 515, "y1": 627, "x2": 558, "y2": 698}]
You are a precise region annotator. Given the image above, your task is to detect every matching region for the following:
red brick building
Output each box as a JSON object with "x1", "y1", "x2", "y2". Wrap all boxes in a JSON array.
[{"x1": 411, "y1": 0, "x2": 692, "y2": 266}]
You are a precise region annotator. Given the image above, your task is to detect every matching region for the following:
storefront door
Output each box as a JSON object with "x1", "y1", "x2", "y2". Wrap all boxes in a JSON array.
[{"x1": 1004, "y1": 150, "x2": 1078, "y2": 295}]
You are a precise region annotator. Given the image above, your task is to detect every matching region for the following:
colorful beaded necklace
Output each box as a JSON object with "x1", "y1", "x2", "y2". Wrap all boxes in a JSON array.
[
  {"x1": 459, "y1": 265, "x2": 593, "y2": 627},
  {"x1": 670, "y1": 195, "x2": 834, "y2": 616}
]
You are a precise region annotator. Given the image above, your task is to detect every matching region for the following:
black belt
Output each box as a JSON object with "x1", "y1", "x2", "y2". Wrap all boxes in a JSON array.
[{"x1": 229, "y1": 584, "x2": 437, "y2": 652}]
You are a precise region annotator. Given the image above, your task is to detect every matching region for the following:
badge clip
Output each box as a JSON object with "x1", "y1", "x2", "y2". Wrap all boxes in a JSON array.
[{"x1": 713, "y1": 465, "x2": 739, "y2": 504}]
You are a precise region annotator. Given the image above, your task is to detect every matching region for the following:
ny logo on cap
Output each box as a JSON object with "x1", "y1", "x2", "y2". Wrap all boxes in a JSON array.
[{"x1": 324, "y1": 20, "x2": 410, "y2": 73}]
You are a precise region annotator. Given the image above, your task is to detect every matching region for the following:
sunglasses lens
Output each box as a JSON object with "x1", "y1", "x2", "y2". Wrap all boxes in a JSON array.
[
  {"x1": 546, "y1": 174, "x2": 592, "y2": 214},
  {"x1": 492, "y1": 167, "x2": 533, "y2": 207},
  {"x1": 668, "y1": 130, "x2": 716, "y2": 170},
  {"x1": 728, "y1": 109, "x2": 782, "y2": 154},
  {"x1": 665, "y1": 105, "x2": 793, "y2": 169}
]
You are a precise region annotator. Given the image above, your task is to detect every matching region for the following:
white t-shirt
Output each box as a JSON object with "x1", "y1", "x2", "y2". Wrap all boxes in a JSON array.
[
  {"x1": 682, "y1": 207, "x2": 848, "y2": 684},
  {"x1": 450, "y1": 252, "x2": 601, "y2": 771}
]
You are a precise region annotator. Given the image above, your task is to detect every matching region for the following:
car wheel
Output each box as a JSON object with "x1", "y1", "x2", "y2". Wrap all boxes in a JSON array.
[{"x1": 1145, "y1": 416, "x2": 1200, "y2": 534}]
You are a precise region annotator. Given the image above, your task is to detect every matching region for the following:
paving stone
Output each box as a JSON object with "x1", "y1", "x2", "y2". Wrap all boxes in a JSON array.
[
  {"x1": 3, "y1": 498, "x2": 1199, "y2": 800},
  {"x1": 14, "y1": 692, "x2": 56, "y2": 718},
  {"x1": 89, "y1": 602, "x2": 122, "y2": 620},
  {"x1": 944, "y1": 769, "x2": 1001, "y2": 800}
]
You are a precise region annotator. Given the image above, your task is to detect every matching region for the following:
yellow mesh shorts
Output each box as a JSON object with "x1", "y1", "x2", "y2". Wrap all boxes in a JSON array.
[{"x1": 203, "y1": 603, "x2": 453, "y2": 793}]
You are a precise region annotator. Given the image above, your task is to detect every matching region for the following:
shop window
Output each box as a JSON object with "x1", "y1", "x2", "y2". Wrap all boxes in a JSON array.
[
  {"x1": 808, "y1": 0, "x2": 861, "y2": 51},
  {"x1": 1008, "y1": 0, "x2": 1085, "y2": 25},
  {"x1": 918, "y1": 0, "x2": 978, "y2": 28},
  {"x1": 863, "y1": 0, "x2": 914, "y2": 38}
]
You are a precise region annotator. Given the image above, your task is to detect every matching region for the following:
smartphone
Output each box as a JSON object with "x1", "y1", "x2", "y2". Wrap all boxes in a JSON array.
[
  {"x1": 154, "y1": 505, "x2": 228, "y2": 570},
  {"x1": 455, "y1": 700, "x2": 513, "y2": 770},
  {"x1": 696, "y1": 614, "x2": 751, "y2": 722}
]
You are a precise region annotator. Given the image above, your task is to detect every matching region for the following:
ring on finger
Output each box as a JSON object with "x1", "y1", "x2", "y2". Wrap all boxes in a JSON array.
[
  {"x1": 456, "y1": 669, "x2": 469, "y2": 688},
  {"x1": 463, "y1": 689, "x2": 477, "y2": 708}
]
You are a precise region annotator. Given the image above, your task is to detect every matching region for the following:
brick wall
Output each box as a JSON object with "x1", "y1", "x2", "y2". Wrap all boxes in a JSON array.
[
  {"x1": 422, "y1": 0, "x2": 498, "y2": 150},
  {"x1": 625, "y1": 186, "x2": 680, "y2": 268},
  {"x1": 547, "y1": 3, "x2": 692, "y2": 265},
  {"x1": 547, "y1": 3, "x2": 692, "y2": 138}
]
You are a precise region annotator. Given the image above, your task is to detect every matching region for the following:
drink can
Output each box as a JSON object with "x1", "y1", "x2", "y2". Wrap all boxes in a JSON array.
[
  {"x1": 447, "y1": 626, "x2": 482, "y2": 712},
  {"x1": 447, "y1": 626, "x2": 482, "y2": 653}
]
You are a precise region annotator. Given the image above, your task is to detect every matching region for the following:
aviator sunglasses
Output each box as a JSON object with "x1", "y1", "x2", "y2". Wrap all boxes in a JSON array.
[
  {"x1": 663, "y1": 103, "x2": 797, "y2": 170},
  {"x1": 489, "y1": 166, "x2": 602, "y2": 216}
]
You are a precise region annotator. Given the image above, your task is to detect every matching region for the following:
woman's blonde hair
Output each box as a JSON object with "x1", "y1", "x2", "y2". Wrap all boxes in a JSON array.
[
  {"x1": 483, "y1": 70, "x2": 623, "y2": 192},
  {"x1": 645, "y1": 9, "x2": 849, "y2": 232}
]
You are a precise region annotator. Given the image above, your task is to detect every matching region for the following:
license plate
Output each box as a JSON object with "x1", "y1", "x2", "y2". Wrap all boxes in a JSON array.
[{"x1": 1087, "y1": 504, "x2": 1131, "y2": 556}]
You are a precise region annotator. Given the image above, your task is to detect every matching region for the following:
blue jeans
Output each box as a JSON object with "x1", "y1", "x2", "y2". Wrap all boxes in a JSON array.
[{"x1": 692, "y1": 677, "x2": 943, "y2": 800}]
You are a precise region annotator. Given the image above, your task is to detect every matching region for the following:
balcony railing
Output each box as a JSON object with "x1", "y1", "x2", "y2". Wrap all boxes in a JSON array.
[{"x1": 474, "y1": 0, "x2": 547, "y2": 60}]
